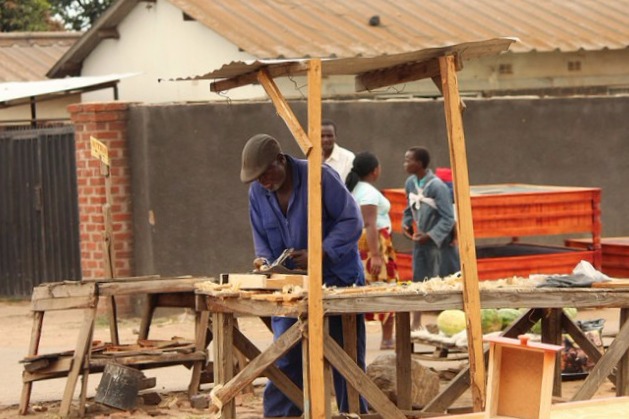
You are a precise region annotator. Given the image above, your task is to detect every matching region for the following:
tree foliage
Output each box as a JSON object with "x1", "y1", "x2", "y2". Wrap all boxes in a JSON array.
[
  {"x1": 50, "y1": 0, "x2": 114, "y2": 31},
  {"x1": 0, "y1": 0, "x2": 62, "y2": 32}
]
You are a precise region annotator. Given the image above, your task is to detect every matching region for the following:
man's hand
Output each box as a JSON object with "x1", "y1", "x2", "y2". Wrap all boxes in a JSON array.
[
  {"x1": 253, "y1": 257, "x2": 270, "y2": 271},
  {"x1": 369, "y1": 254, "x2": 383, "y2": 278},
  {"x1": 413, "y1": 232, "x2": 432, "y2": 244},
  {"x1": 290, "y1": 249, "x2": 308, "y2": 269}
]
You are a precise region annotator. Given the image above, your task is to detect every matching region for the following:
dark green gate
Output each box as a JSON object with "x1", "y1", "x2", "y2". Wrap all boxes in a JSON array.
[{"x1": 0, "y1": 125, "x2": 81, "y2": 296}]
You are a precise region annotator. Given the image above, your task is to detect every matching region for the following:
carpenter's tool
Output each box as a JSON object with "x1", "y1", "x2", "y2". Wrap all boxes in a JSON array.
[{"x1": 253, "y1": 248, "x2": 306, "y2": 275}]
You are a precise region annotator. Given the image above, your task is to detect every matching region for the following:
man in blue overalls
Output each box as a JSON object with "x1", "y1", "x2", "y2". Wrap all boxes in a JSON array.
[{"x1": 240, "y1": 134, "x2": 368, "y2": 417}]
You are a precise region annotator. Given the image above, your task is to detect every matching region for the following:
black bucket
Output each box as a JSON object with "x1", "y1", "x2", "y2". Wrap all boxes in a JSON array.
[{"x1": 95, "y1": 363, "x2": 144, "y2": 410}]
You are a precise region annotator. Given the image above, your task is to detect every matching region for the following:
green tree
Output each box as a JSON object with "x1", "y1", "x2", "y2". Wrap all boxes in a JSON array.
[
  {"x1": 0, "y1": 0, "x2": 61, "y2": 32},
  {"x1": 50, "y1": 0, "x2": 114, "y2": 31}
]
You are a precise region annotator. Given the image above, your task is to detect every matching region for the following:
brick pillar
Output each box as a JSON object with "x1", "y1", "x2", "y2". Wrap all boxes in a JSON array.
[{"x1": 68, "y1": 102, "x2": 134, "y2": 281}]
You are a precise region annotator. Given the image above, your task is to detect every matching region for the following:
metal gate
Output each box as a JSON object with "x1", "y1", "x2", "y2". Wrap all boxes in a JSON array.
[{"x1": 0, "y1": 125, "x2": 81, "y2": 296}]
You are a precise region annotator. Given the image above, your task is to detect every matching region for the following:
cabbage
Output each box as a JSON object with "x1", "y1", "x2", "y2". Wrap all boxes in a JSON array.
[
  {"x1": 481, "y1": 309, "x2": 503, "y2": 333},
  {"x1": 437, "y1": 309, "x2": 467, "y2": 336},
  {"x1": 497, "y1": 308, "x2": 522, "y2": 330}
]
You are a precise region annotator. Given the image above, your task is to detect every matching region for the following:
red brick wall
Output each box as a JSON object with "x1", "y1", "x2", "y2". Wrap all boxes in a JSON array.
[{"x1": 68, "y1": 102, "x2": 134, "y2": 280}]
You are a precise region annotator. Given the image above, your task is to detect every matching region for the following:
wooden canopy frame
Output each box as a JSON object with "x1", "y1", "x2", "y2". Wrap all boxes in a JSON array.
[{"x1": 201, "y1": 38, "x2": 516, "y2": 417}]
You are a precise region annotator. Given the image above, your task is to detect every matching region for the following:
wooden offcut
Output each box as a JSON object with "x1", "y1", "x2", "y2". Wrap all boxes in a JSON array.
[{"x1": 227, "y1": 273, "x2": 308, "y2": 290}]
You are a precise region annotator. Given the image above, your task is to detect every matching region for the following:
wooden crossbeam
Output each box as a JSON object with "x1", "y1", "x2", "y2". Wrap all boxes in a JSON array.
[
  {"x1": 257, "y1": 69, "x2": 313, "y2": 156},
  {"x1": 355, "y1": 58, "x2": 441, "y2": 92},
  {"x1": 210, "y1": 62, "x2": 309, "y2": 93}
]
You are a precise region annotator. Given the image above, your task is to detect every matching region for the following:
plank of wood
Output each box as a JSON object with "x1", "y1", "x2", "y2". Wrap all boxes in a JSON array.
[
  {"x1": 307, "y1": 58, "x2": 326, "y2": 419},
  {"x1": 59, "y1": 307, "x2": 97, "y2": 416},
  {"x1": 257, "y1": 68, "x2": 312, "y2": 156},
  {"x1": 228, "y1": 273, "x2": 308, "y2": 290},
  {"x1": 212, "y1": 311, "x2": 235, "y2": 418},
  {"x1": 439, "y1": 53, "x2": 485, "y2": 411},
  {"x1": 592, "y1": 279, "x2": 629, "y2": 288},
  {"x1": 19, "y1": 311, "x2": 45, "y2": 414},
  {"x1": 188, "y1": 310, "x2": 210, "y2": 397}
]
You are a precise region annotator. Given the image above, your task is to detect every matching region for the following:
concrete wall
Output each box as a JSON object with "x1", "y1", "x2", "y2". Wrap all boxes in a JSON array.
[{"x1": 127, "y1": 96, "x2": 629, "y2": 278}]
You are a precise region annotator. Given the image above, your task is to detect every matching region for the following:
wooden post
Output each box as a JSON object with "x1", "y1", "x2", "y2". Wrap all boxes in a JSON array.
[
  {"x1": 438, "y1": 54, "x2": 486, "y2": 411},
  {"x1": 306, "y1": 58, "x2": 326, "y2": 419},
  {"x1": 101, "y1": 161, "x2": 119, "y2": 345}
]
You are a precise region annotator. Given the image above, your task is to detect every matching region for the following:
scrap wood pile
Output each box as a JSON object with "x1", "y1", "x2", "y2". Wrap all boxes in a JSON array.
[{"x1": 21, "y1": 337, "x2": 196, "y2": 371}]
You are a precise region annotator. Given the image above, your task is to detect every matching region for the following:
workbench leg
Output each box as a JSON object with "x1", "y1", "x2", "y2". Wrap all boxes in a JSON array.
[
  {"x1": 541, "y1": 308, "x2": 562, "y2": 397},
  {"x1": 78, "y1": 320, "x2": 96, "y2": 416},
  {"x1": 107, "y1": 296, "x2": 119, "y2": 345},
  {"x1": 342, "y1": 314, "x2": 360, "y2": 414},
  {"x1": 323, "y1": 318, "x2": 332, "y2": 418},
  {"x1": 189, "y1": 310, "x2": 210, "y2": 397},
  {"x1": 233, "y1": 319, "x2": 254, "y2": 395},
  {"x1": 139, "y1": 294, "x2": 158, "y2": 340},
  {"x1": 19, "y1": 311, "x2": 44, "y2": 415},
  {"x1": 212, "y1": 311, "x2": 235, "y2": 418},
  {"x1": 617, "y1": 308, "x2": 629, "y2": 397},
  {"x1": 395, "y1": 312, "x2": 412, "y2": 410},
  {"x1": 59, "y1": 307, "x2": 97, "y2": 417}
]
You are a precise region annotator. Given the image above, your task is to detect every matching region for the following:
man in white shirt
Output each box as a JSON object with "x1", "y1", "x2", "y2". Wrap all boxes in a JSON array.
[{"x1": 322, "y1": 119, "x2": 355, "y2": 182}]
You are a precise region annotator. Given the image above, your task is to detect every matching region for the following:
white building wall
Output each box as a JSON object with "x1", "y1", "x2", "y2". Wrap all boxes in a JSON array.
[
  {"x1": 82, "y1": 0, "x2": 266, "y2": 103},
  {"x1": 79, "y1": 0, "x2": 629, "y2": 104}
]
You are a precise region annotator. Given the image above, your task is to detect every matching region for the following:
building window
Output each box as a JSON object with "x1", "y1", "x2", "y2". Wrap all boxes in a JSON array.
[
  {"x1": 568, "y1": 61, "x2": 582, "y2": 71},
  {"x1": 498, "y1": 63, "x2": 513, "y2": 75}
]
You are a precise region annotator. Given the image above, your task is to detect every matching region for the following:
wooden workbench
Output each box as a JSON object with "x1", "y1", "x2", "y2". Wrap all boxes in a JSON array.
[
  {"x1": 20, "y1": 276, "x2": 213, "y2": 417},
  {"x1": 196, "y1": 285, "x2": 629, "y2": 418}
]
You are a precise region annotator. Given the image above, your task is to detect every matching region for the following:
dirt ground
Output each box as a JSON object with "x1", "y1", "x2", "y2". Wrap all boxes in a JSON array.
[{"x1": 0, "y1": 299, "x2": 621, "y2": 418}]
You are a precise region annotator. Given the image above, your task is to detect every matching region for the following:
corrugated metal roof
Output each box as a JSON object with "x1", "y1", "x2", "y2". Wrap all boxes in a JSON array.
[
  {"x1": 178, "y1": 38, "x2": 515, "y2": 83},
  {"x1": 48, "y1": 0, "x2": 629, "y2": 79},
  {"x1": 0, "y1": 73, "x2": 138, "y2": 107},
  {"x1": 171, "y1": 0, "x2": 629, "y2": 58},
  {"x1": 0, "y1": 32, "x2": 80, "y2": 82}
]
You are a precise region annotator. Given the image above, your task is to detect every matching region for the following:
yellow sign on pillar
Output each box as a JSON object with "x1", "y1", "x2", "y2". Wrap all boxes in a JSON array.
[{"x1": 90, "y1": 136, "x2": 109, "y2": 166}]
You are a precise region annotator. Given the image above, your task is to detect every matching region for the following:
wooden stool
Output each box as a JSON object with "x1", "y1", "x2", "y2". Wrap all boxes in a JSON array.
[{"x1": 19, "y1": 281, "x2": 98, "y2": 417}]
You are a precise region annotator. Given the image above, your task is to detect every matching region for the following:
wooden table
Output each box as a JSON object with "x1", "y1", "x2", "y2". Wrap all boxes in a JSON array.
[
  {"x1": 196, "y1": 286, "x2": 629, "y2": 418},
  {"x1": 20, "y1": 276, "x2": 213, "y2": 417}
]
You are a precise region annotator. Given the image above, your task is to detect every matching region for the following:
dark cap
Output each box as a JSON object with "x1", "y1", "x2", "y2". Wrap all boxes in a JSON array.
[{"x1": 240, "y1": 134, "x2": 281, "y2": 183}]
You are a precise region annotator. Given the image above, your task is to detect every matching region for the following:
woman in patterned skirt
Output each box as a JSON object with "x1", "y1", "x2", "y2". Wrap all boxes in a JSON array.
[{"x1": 345, "y1": 152, "x2": 399, "y2": 350}]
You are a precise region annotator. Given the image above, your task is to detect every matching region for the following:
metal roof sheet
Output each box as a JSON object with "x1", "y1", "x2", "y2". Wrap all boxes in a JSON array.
[
  {"x1": 178, "y1": 38, "x2": 516, "y2": 83},
  {"x1": 48, "y1": 0, "x2": 629, "y2": 79},
  {"x1": 0, "y1": 32, "x2": 80, "y2": 82},
  {"x1": 171, "y1": 0, "x2": 629, "y2": 57},
  {"x1": 0, "y1": 73, "x2": 137, "y2": 107}
]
